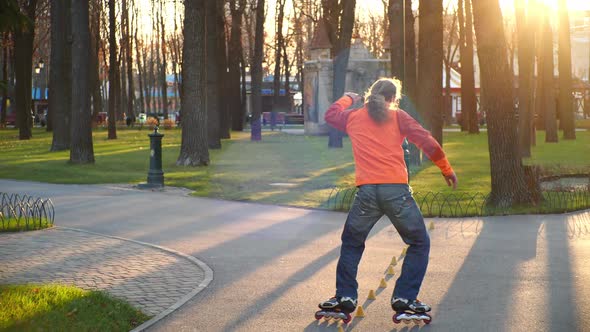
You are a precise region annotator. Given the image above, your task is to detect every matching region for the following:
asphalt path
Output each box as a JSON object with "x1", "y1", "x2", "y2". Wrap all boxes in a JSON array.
[{"x1": 2, "y1": 179, "x2": 590, "y2": 332}]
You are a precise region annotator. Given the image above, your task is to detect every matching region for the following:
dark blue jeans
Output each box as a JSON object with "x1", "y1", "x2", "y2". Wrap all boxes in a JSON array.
[{"x1": 335, "y1": 184, "x2": 430, "y2": 301}]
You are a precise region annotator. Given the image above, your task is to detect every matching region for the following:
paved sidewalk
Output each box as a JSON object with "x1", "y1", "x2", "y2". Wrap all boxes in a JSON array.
[{"x1": 0, "y1": 227, "x2": 206, "y2": 316}]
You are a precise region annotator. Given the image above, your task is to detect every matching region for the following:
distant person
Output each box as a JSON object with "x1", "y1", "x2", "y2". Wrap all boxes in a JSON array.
[{"x1": 315, "y1": 77, "x2": 457, "y2": 324}]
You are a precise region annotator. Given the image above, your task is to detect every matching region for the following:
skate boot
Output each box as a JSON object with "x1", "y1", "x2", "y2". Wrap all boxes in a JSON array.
[
  {"x1": 314, "y1": 296, "x2": 357, "y2": 324},
  {"x1": 391, "y1": 297, "x2": 432, "y2": 325}
]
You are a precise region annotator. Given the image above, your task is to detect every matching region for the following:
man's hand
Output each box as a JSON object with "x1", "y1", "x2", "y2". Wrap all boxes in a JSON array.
[
  {"x1": 344, "y1": 92, "x2": 362, "y2": 104},
  {"x1": 444, "y1": 172, "x2": 458, "y2": 190}
]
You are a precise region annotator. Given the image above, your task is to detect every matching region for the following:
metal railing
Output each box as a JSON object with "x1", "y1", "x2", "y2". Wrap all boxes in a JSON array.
[{"x1": 0, "y1": 193, "x2": 55, "y2": 231}]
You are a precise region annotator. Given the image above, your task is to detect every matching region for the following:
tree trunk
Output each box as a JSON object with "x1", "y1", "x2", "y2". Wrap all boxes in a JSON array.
[
  {"x1": 14, "y1": 0, "x2": 37, "y2": 140},
  {"x1": 216, "y1": 0, "x2": 230, "y2": 139},
  {"x1": 229, "y1": 0, "x2": 246, "y2": 132},
  {"x1": 515, "y1": 0, "x2": 535, "y2": 157},
  {"x1": 108, "y1": 0, "x2": 118, "y2": 139},
  {"x1": 143, "y1": 44, "x2": 152, "y2": 114},
  {"x1": 404, "y1": 0, "x2": 417, "y2": 104},
  {"x1": 283, "y1": 41, "x2": 292, "y2": 113},
  {"x1": 540, "y1": 13, "x2": 558, "y2": 143},
  {"x1": 70, "y1": 0, "x2": 95, "y2": 164},
  {"x1": 50, "y1": 0, "x2": 71, "y2": 151},
  {"x1": 1, "y1": 33, "x2": 8, "y2": 127},
  {"x1": 462, "y1": 0, "x2": 478, "y2": 134},
  {"x1": 328, "y1": 0, "x2": 356, "y2": 148},
  {"x1": 557, "y1": 0, "x2": 575, "y2": 140},
  {"x1": 135, "y1": 16, "x2": 145, "y2": 116},
  {"x1": 207, "y1": 0, "x2": 221, "y2": 149},
  {"x1": 417, "y1": 0, "x2": 443, "y2": 145},
  {"x1": 389, "y1": 0, "x2": 404, "y2": 80},
  {"x1": 159, "y1": 1, "x2": 168, "y2": 119},
  {"x1": 457, "y1": 0, "x2": 467, "y2": 131},
  {"x1": 125, "y1": 0, "x2": 135, "y2": 123},
  {"x1": 471, "y1": 0, "x2": 533, "y2": 207},
  {"x1": 177, "y1": 0, "x2": 209, "y2": 166},
  {"x1": 90, "y1": 0, "x2": 102, "y2": 124},
  {"x1": 272, "y1": 0, "x2": 286, "y2": 130},
  {"x1": 250, "y1": 0, "x2": 265, "y2": 141},
  {"x1": 405, "y1": 0, "x2": 421, "y2": 166}
]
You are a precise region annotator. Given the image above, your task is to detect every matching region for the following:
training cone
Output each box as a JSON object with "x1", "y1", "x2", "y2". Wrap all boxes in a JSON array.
[
  {"x1": 390, "y1": 256, "x2": 397, "y2": 266},
  {"x1": 355, "y1": 305, "x2": 366, "y2": 317},
  {"x1": 337, "y1": 326, "x2": 345, "y2": 332},
  {"x1": 429, "y1": 221, "x2": 435, "y2": 230},
  {"x1": 387, "y1": 265, "x2": 395, "y2": 275},
  {"x1": 379, "y1": 278, "x2": 388, "y2": 288},
  {"x1": 367, "y1": 289, "x2": 376, "y2": 300},
  {"x1": 401, "y1": 247, "x2": 407, "y2": 256}
]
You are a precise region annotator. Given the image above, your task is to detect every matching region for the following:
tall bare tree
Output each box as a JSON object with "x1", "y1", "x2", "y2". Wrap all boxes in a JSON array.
[
  {"x1": 159, "y1": 0, "x2": 168, "y2": 119},
  {"x1": 0, "y1": 33, "x2": 9, "y2": 127},
  {"x1": 324, "y1": 0, "x2": 356, "y2": 148},
  {"x1": 177, "y1": 0, "x2": 209, "y2": 166},
  {"x1": 207, "y1": 0, "x2": 221, "y2": 149},
  {"x1": 539, "y1": 10, "x2": 558, "y2": 143},
  {"x1": 471, "y1": 0, "x2": 534, "y2": 207},
  {"x1": 417, "y1": 0, "x2": 443, "y2": 144},
  {"x1": 134, "y1": 7, "x2": 145, "y2": 115},
  {"x1": 124, "y1": 0, "x2": 135, "y2": 123},
  {"x1": 49, "y1": 0, "x2": 70, "y2": 151},
  {"x1": 388, "y1": 0, "x2": 404, "y2": 80},
  {"x1": 216, "y1": 0, "x2": 229, "y2": 139},
  {"x1": 271, "y1": 0, "x2": 287, "y2": 130},
  {"x1": 70, "y1": 0, "x2": 95, "y2": 163},
  {"x1": 515, "y1": 0, "x2": 535, "y2": 157},
  {"x1": 107, "y1": 0, "x2": 118, "y2": 139},
  {"x1": 250, "y1": 0, "x2": 265, "y2": 141},
  {"x1": 557, "y1": 0, "x2": 575, "y2": 139},
  {"x1": 404, "y1": 0, "x2": 421, "y2": 166},
  {"x1": 442, "y1": 7, "x2": 459, "y2": 125},
  {"x1": 89, "y1": 0, "x2": 102, "y2": 125},
  {"x1": 458, "y1": 0, "x2": 478, "y2": 134},
  {"x1": 14, "y1": 0, "x2": 38, "y2": 140},
  {"x1": 229, "y1": 0, "x2": 246, "y2": 132}
]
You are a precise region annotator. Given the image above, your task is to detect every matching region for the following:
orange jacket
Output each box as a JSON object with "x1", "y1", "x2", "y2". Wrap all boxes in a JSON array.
[{"x1": 325, "y1": 96, "x2": 454, "y2": 186}]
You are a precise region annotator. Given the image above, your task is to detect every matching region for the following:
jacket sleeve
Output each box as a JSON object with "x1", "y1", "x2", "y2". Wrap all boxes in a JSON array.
[
  {"x1": 397, "y1": 110, "x2": 454, "y2": 176},
  {"x1": 324, "y1": 96, "x2": 354, "y2": 132}
]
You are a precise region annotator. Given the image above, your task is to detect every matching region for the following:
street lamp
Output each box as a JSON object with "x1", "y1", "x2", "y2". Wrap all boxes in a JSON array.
[
  {"x1": 38, "y1": 59, "x2": 44, "y2": 69},
  {"x1": 34, "y1": 65, "x2": 40, "y2": 74}
]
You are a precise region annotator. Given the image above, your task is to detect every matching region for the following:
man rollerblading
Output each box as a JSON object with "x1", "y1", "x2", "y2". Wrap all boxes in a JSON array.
[{"x1": 316, "y1": 77, "x2": 458, "y2": 325}]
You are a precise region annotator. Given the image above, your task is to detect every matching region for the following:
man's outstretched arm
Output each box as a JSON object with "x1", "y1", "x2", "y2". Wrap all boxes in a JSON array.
[{"x1": 397, "y1": 110, "x2": 458, "y2": 189}]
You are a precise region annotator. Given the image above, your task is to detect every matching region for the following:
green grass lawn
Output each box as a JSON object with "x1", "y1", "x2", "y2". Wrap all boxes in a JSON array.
[
  {"x1": 0, "y1": 127, "x2": 588, "y2": 211},
  {"x1": 0, "y1": 284, "x2": 149, "y2": 331}
]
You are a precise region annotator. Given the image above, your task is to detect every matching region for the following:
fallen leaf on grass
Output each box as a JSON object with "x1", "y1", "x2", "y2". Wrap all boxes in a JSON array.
[{"x1": 66, "y1": 308, "x2": 78, "y2": 317}]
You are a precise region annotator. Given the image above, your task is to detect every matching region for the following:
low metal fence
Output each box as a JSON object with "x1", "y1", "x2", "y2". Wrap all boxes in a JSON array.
[
  {"x1": 0, "y1": 193, "x2": 55, "y2": 231},
  {"x1": 325, "y1": 187, "x2": 590, "y2": 217}
]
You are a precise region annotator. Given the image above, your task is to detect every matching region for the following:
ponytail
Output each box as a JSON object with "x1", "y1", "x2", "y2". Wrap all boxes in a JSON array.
[
  {"x1": 364, "y1": 78, "x2": 402, "y2": 123},
  {"x1": 366, "y1": 94, "x2": 389, "y2": 122}
]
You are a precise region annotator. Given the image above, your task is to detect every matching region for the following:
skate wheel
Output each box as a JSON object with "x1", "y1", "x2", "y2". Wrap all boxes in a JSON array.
[
  {"x1": 342, "y1": 313, "x2": 352, "y2": 324},
  {"x1": 314, "y1": 311, "x2": 323, "y2": 320},
  {"x1": 392, "y1": 315, "x2": 401, "y2": 324},
  {"x1": 403, "y1": 319, "x2": 411, "y2": 324},
  {"x1": 424, "y1": 313, "x2": 432, "y2": 325}
]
